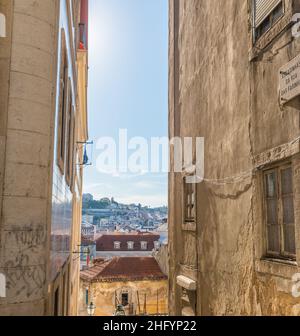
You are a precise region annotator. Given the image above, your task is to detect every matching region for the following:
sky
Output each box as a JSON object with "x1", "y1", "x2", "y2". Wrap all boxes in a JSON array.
[{"x1": 83, "y1": 0, "x2": 168, "y2": 207}]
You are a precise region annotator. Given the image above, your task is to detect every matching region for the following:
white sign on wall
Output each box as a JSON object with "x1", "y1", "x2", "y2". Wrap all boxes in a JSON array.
[
  {"x1": 279, "y1": 53, "x2": 300, "y2": 105},
  {"x1": 0, "y1": 13, "x2": 5, "y2": 38}
]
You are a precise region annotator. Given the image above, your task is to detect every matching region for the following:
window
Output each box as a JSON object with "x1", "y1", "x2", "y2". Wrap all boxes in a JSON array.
[
  {"x1": 57, "y1": 29, "x2": 69, "y2": 174},
  {"x1": 121, "y1": 292, "x2": 129, "y2": 307},
  {"x1": 183, "y1": 177, "x2": 196, "y2": 223},
  {"x1": 141, "y1": 241, "x2": 148, "y2": 250},
  {"x1": 65, "y1": 82, "x2": 72, "y2": 184},
  {"x1": 254, "y1": 0, "x2": 284, "y2": 41},
  {"x1": 114, "y1": 241, "x2": 121, "y2": 250},
  {"x1": 127, "y1": 241, "x2": 134, "y2": 250},
  {"x1": 154, "y1": 241, "x2": 160, "y2": 250},
  {"x1": 263, "y1": 164, "x2": 296, "y2": 259},
  {"x1": 66, "y1": 100, "x2": 76, "y2": 188}
]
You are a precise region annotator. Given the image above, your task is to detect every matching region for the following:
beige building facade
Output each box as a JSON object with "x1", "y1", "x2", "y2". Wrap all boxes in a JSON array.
[
  {"x1": 169, "y1": 0, "x2": 300, "y2": 316},
  {"x1": 79, "y1": 257, "x2": 168, "y2": 316},
  {"x1": 0, "y1": 0, "x2": 88, "y2": 316}
]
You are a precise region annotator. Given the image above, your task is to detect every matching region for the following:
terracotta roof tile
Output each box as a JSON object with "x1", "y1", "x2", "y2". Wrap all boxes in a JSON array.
[{"x1": 80, "y1": 257, "x2": 167, "y2": 282}]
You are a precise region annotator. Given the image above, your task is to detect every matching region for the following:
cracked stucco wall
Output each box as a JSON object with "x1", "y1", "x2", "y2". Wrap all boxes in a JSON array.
[
  {"x1": 169, "y1": 0, "x2": 300, "y2": 316},
  {"x1": 0, "y1": 0, "x2": 58, "y2": 316}
]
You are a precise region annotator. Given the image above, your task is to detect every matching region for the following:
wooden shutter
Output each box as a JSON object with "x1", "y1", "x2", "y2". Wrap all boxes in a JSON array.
[{"x1": 254, "y1": 0, "x2": 281, "y2": 27}]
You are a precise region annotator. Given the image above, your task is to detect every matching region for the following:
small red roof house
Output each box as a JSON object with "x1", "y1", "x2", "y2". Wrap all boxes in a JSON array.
[{"x1": 79, "y1": 257, "x2": 168, "y2": 316}]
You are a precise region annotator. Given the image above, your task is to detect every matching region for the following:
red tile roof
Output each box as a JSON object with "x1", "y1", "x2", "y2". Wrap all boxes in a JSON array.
[
  {"x1": 96, "y1": 232, "x2": 160, "y2": 252},
  {"x1": 80, "y1": 257, "x2": 167, "y2": 282}
]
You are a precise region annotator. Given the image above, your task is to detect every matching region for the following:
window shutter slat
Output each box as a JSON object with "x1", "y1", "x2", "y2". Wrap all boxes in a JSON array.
[{"x1": 255, "y1": 0, "x2": 281, "y2": 27}]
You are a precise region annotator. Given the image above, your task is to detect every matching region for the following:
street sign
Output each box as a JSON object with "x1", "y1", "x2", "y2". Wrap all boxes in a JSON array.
[{"x1": 279, "y1": 53, "x2": 300, "y2": 104}]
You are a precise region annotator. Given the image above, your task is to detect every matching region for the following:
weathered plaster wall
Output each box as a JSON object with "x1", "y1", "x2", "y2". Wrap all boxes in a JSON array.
[
  {"x1": 79, "y1": 279, "x2": 168, "y2": 316},
  {"x1": 0, "y1": 0, "x2": 58, "y2": 316},
  {"x1": 153, "y1": 243, "x2": 169, "y2": 275},
  {"x1": 0, "y1": 0, "x2": 13, "y2": 247},
  {"x1": 169, "y1": 0, "x2": 300, "y2": 316},
  {"x1": 251, "y1": 0, "x2": 300, "y2": 316}
]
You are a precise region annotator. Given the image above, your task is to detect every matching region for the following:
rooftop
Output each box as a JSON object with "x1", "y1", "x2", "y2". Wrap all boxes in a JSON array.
[
  {"x1": 96, "y1": 232, "x2": 160, "y2": 252},
  {"x1": 80, "y1": 257, "x2": 167, "y2": 282}
]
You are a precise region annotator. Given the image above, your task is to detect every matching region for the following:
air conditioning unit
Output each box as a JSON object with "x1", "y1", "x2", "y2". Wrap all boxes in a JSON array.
[{"x1": 176, "y1": 275, "x2": 197, "y2": 291}]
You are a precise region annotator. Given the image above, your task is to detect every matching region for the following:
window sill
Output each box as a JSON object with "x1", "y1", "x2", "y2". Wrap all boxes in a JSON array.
[
  {"x1": 255, "y1": 257, "x2": 298, "y2": 279},
  {"x1": 181, "y1": 223, "x2": 196, "y2": 232}
]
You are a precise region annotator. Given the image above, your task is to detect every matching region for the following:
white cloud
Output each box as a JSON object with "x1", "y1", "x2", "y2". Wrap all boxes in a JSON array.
[{"x1": 116, "y1": 194, "x2": 167, "y2": 208}]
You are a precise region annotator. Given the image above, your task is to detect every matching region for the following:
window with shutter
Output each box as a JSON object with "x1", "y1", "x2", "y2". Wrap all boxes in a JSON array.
[
  {"x1": 57, "y1": 29, "x2": 69, "y2": 174},
  {"x1": 253, "y1": 0, "x2": 284, "y2": 41},
  {"x1": 263, "y1": 163, "x2": 296, "y2": 259},
  {"x1": 66, "y1": 98, "x2": 75, "y2": 189}
]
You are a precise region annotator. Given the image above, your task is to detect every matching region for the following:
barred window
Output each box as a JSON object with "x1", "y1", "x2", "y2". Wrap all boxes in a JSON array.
[
  {"x1": 253, "y1": 0, "x2": 284, "y2": 41},
  {"x1": 264, "y1": 164, "x2": 296, "y2": 259}
]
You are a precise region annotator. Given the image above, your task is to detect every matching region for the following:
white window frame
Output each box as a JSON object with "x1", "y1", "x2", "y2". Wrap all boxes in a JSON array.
[
  {"x1": 127, "y1": 241, "x2": 134, "y2": 250},
  {"x1": 114, "y1": 241, "x2": 121, "y2": 250},
  {"x1": 263, "y1": 162, "x2": 296, "y2": 260},
  {"x1": 141, "y1": 241, "x2": 148, "y2": 250}
]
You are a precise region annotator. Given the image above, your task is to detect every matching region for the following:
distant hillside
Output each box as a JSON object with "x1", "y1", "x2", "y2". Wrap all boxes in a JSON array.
[{"x1": 82, "y1": 194, "x2": 167, "y2": 212}]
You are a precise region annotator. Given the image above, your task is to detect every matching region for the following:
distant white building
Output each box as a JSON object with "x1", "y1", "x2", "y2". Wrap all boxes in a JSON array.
[{"x1": 81, "y1": 221, "x2": 95, "y2": 240}]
